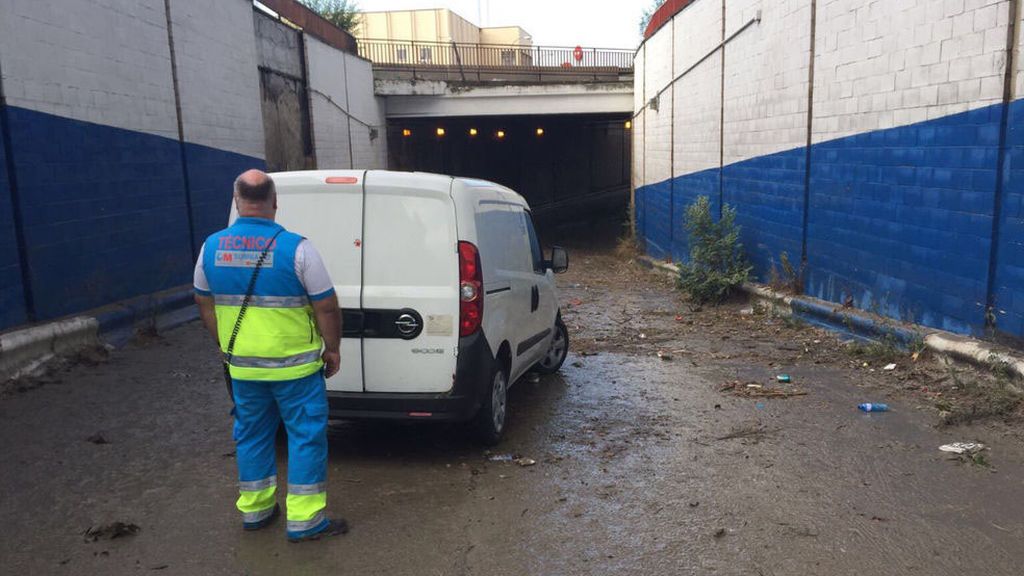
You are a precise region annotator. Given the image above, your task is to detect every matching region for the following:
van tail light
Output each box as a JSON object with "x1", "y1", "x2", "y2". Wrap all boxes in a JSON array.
[{"x1": 458, "y1": 241, "x2": 483, "y2": 337}]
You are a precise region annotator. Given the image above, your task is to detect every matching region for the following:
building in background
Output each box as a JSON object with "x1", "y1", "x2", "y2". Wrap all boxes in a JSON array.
[
  {"x1": 353, "y1": 8, "x2": 533, "y2": 67},
  {"x1": 354, "y1": 8, "x2": 532, "y2": 45}
]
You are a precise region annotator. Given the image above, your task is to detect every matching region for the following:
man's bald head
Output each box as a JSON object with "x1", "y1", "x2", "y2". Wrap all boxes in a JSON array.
[{"x1": 234, "y1": 169, "x2": 275, "y2": 203}]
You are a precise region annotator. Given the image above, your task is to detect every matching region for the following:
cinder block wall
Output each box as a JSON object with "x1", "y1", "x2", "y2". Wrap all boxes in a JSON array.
[
  {"x1": 0, "y1": 0, "x2": 193, "y2": 321},
  {"x1": 671, "y1": 0, "x2": 723, "y2": 261},
  {"x1": 0, "y1": 108, "x2": 25, "y2": 328},
  {"x1": 633, "y1": 0, "x2": 1024, "y2": 340},
  {"x1": 0, "y1": 0, "x2": 384, "y2": 331},
  {"x1": 995, "y1": 6, "x2": 1024, "y2": 338},
  {"x1": 307, "y1": 40, "x2": 388, "y2": 170},
  {"x1": 169, "y1": 0, "x2": 268, "y2": 250}
]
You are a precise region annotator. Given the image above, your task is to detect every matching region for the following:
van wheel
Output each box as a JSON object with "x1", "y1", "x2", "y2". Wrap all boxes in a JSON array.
[
  {"x1": 533, "y1": 315, "x2": 569, "y2": 375},
  {"x1": 474, "y1": 366, "x2": 508, "y2": 446}
]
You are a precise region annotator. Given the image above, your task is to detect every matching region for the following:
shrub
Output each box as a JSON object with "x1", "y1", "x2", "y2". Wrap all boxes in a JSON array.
[
  {"x1": 768, "y1": 251, "x2": 804, "y2": 294},
  {"x1": 678, "y1": 196, "x2": 752, "y2": 304}
]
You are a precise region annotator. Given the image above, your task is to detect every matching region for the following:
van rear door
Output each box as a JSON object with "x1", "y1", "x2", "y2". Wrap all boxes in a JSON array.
[
  {"x1": 271, "y1": 171, "x2": 364, "y2": 393},
  {"x1": 361, "y1": 171, "x2": 459, "y2": 393}
]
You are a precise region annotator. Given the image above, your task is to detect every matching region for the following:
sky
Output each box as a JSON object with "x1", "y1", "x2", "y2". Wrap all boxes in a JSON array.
[{"x1": 357, "y1": 0, "x2": 654, "y2": 49}]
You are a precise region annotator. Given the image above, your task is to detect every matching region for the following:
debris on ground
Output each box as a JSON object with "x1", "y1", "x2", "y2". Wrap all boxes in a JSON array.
[
  {"x1": 858, "y1": 403, "x2": 890, "y2": 412},
  {"x1": 571, "y1": 361, "x2": 584, "y2": 368},
  {"x1": 487, "y1": 453, "x2": 537, "y2": 467},
  {"x1": 715, "y1": 423, "x2": 776, "y2": 442},
  {"x1": 776, "y1": 374, "x2": 791, "y2": 383},
  {"x1": 657, "y1": 351, "x2": 672, "y2": 361},
  {"x1": 83, "y1": 522, "x2": 139, "y2": 542},
  {"x1": 939, "y1": 442, "x2": 985, "y2": 455},
  {"x1": 739, "y1": 307, "x2": 754, "y2": 316},
  {"x1": 713, "y1": 528, "x2": 727, "y2": 538},
  {"x1": 86, "y1": 433, "x2": 109, "y2": 445},
  {"x1": 719, "y1": 381, "x2": 807, "y2": 399},
  {"x1": 884, "y1": 363, "x2": 897, "y2": 371}
]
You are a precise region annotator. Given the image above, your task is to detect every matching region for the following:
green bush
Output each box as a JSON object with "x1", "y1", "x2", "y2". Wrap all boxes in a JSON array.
[{"x1": 678, "y1": 196, "x2": 752, "y2": 304}]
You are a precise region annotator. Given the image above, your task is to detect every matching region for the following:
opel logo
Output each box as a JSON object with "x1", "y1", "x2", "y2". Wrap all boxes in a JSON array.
[{"x1": 395, "y1": 314, "x2": 419, "y2": 336}]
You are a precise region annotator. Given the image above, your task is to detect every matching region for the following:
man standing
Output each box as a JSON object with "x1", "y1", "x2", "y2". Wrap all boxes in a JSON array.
[{"x1": 193, "y1": 169, "x2": 347, "y2": 542}]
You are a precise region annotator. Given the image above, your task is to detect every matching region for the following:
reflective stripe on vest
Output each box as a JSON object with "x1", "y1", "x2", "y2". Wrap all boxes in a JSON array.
[
  {"x1": 202, "y1": 218, "x2": 323, "y2": 382},
  {"x1": 214, "y1": 294, "x2": 310, "y2": 308}
]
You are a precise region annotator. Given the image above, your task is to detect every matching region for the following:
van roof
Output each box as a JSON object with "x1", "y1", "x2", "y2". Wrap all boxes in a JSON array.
[{"x1": 268, "y1": 169, "x2": 529, "y2": 208}]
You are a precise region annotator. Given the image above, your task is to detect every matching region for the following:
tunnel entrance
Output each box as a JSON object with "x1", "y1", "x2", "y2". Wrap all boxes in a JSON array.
[{"x1": 387, "y1": 114, "x2": 631, "y2": 245}]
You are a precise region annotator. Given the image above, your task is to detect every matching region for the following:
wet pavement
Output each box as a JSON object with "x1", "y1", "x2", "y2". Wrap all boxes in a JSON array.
[{"x1": 2, "y1": 243, "x2": 1024, "y2": 575}]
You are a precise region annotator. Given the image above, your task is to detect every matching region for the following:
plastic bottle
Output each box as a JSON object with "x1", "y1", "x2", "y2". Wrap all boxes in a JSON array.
[{"x1": 858, "y1": 403, "x2": 889, "y2": 412}]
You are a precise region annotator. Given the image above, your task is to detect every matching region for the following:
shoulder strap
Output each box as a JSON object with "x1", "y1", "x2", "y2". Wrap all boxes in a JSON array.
[{"x1": 224, "y1": 228, "x2": 284, "y2": 364}]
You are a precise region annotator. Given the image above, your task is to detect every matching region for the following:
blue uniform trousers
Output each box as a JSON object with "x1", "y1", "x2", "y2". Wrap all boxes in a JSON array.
[{"x1": 232, "y1": 371, "x2": 330, "y2": 538}]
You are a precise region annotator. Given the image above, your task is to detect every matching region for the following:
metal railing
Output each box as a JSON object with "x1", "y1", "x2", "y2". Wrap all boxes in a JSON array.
[{"x1": 357, "y1": 38, "x2": 634, "y2": 72}]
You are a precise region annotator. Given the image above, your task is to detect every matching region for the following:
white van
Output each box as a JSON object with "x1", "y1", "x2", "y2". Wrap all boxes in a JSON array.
[{"x1": 267, "y1": 170, "x2": 569, "y2": 444}]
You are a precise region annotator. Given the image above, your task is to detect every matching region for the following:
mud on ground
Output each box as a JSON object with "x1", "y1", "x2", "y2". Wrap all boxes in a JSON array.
[{"x1": 1, "y1": 237, "x2": 1023, "y2": 575}]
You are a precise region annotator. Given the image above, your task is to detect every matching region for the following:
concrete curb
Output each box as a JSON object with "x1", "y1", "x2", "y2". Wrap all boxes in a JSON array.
[
  {"x1": 0, "y1": 317, "x2": 99, "y2": 381},
  {"x1": 0, "y1": 285, "x2": 197, "y2": 381},
  {"x1": 638, "y1": 256, "x2": 1024, "y2": 381}
]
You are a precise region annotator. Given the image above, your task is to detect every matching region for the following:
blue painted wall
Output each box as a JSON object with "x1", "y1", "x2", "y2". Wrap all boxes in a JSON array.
[
  {"x1": 185, "y1": 143, "x2": 266, "y2": 252},
  {"x1": 724, "y1": 149, "x2": 806, "y2": 281},
  {"x1": 0, "y1": 107, "x2": 263, "y2": 328},
  {"x1": 0, "y1": 109, "x2": 28, "y2": 328},
  {"x1": 641, "y1": 180, "x2": 673, "y2": 259},
  {"x1": 807, "y1": 104, "x2": 1001, "y2": 336},
  {"x1": 636, "y1": 101, "x2": 1024, "y2": 340},
  {"x1": 995, "y1": 99, "x2": 1024, "y2": 338},
  {"x1": 670, "y1": 168, "x2": 719, "y2": 263},
  {"x1": 6, "y1": 106, "x2": 194, "y2": 321}
]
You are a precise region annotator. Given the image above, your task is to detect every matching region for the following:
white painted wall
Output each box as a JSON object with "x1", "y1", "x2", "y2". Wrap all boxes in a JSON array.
[
  {"x1": 0, "y1": 0, "x2": 178, "y2": 138},
  {"x1": 170, "y1": 0, "x2": 265, "y2": 158},
  {"x1": 723, "y1": 0, "x2": 811, "y2": 165},
  {"x1": 673, "y1": 0, "x2": 723, "y2": 176},
  {"x1": 643, "y1": 28, "x2": 674, "y2": 186},
  {"x1": 812, "y1": 0, "x2": 1011, "y2": 144},
  {"x1": 344, "y1": 53, "x2": 388, "y2": 169},
  {"x1": 307, "y1": 38, "x2": 388, "y2": 169},
  {"x1": 308, "y1": 36, "x2": 354, "y2": 168}
]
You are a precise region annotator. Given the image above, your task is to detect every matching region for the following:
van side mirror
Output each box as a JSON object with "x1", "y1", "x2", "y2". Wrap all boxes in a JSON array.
[{"x1": 548, "y1": 246, "x2": 569, "y2": 274}]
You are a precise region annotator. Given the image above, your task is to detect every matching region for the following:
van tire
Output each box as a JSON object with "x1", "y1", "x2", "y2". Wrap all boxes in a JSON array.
[
  {"x1": 474, "y1": 363, "x2": 509, "y2": 446},
  {"x1": 532, "y1": 314, "x2": 569, "y2": 375}
]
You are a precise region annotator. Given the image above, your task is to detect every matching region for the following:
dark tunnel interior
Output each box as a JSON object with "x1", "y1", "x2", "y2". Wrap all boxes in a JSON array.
[{"x1": 386, "y1": 114, "x2": 632, "y2": 246}]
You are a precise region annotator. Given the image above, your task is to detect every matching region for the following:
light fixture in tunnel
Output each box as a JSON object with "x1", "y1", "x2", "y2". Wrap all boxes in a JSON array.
[
  {"x1": 402, "y1": 128, "x2": 412, "y2": 137},
  {"x1": 535, "y1": 127, "x2": 544, "y2": 136},
  {"x1": 625, "y1": 120, "x2": 632, "y2": 130},
  {"x1": 436, "y1": 127, "x2": 446, "y2": 137},
  {"x1": 496, "y1": 130, "x2": 506, "y2": 139},
  {"x1": 469, "y1": 127, "x2": 478, "y2": 136}
]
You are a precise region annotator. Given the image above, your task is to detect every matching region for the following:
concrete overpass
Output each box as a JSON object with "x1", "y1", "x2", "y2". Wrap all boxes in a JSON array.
[
  {"x1": 360, "y1": 39, "x2": 636, "y2": 229},
  {"x1": 376, "y1": 79, "x2": 633, "y2": 118}
]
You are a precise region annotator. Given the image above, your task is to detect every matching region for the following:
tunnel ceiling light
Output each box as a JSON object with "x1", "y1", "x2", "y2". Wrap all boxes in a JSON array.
[
  {"x1": 536, "y1": 127, "x2": 544, "y2": 136},
  {"x1": 436, "y1": 127, "x2": 446, "y2": 137},
  {"x1": 469, "y1": 127, "x2": 478, "y2": 136},
  {"x1": 496, "y1": 130, "x2": 506, "y2": 139},
  {"x1": 402, "y1": 128, "x2": 412, "y2": 137},
  {"x1": 625, "y1": 120, "x2": 632, "y2": 130}
]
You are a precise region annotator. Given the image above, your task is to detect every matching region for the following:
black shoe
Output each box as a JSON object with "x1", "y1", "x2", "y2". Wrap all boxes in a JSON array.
[
  {"x1": 242, "y1": 504, "x2": 280, "y2": 531},
  {"x1": 287, "y1": 518, "x2": 349, "y2": 543}
]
